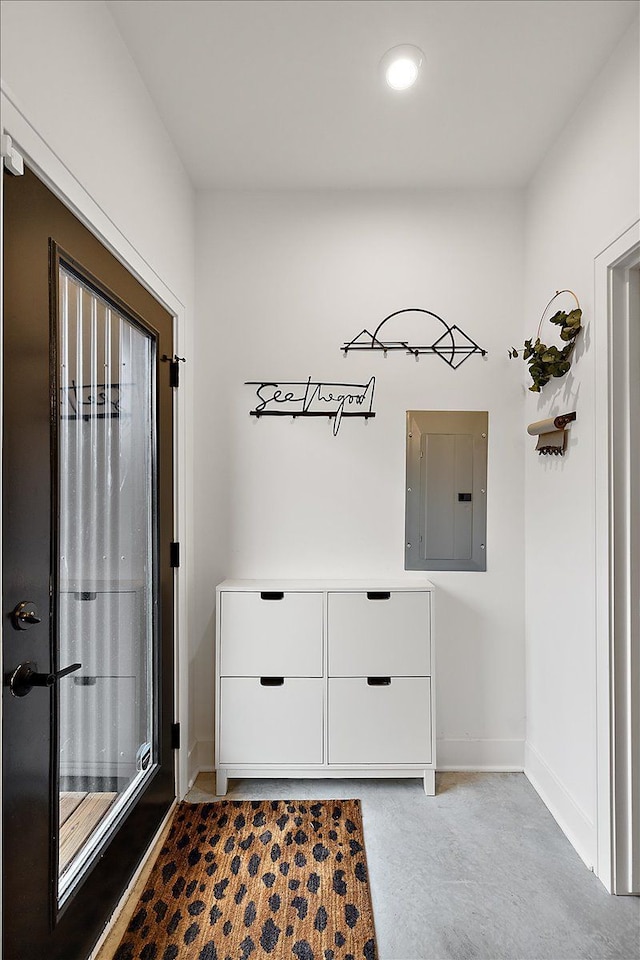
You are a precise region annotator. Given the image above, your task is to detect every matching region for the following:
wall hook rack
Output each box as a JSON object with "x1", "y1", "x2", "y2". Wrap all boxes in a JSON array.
[
  {"x1": 527, "y1": 411, "x2": 576, "y2": 455},
  {"x1": 341, "y1": 308, "x2": 486, "y2": 368},
  {"x1": 245, "y1": 376, "x2": 376, "y2": 436},
  {"x1": 60, "y1": 379, "x2": 123, "y2": 420}
]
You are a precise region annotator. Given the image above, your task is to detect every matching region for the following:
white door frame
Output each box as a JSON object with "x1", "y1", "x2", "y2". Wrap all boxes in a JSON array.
[
  {"x1": 595, "y1": 219, "x2": 640, "y2": 894},
  {"x1": 0, "y1": 86, "x2": 191, "y2": 801}
]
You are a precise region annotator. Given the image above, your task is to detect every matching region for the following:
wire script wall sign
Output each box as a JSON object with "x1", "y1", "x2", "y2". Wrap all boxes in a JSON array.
[
  {"x1": 245, "y1": 376, "x2": 376, "y2": 436},
  {"x1": 60, "y1": 381, "x2": 124, "y2": 420},
  {"x1": 341, "y1": 308, "x2": 486, "y2": 368}
]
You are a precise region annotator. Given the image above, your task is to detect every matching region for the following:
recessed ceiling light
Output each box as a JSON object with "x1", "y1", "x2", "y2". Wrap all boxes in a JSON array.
[{"x1": 380, "y1": 44, "x2": 424, "y2": 91}]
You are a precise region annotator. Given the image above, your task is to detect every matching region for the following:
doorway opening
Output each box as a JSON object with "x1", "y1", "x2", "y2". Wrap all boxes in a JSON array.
[
  {"x1": 595, "y1": 224, "x2": 640, "y2": 896},
  {"x1": 610, "y1": 255, "x2": 640, "y2": 895}
]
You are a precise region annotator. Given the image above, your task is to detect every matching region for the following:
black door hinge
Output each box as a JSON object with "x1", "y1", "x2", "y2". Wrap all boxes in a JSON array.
[
  {"x1": 161, "y1": 354, "x2": 185, "y2": 388},
  {"x1": 170, "y1": 542, "x2": 180, "y2": 568},
  {"x1": 171, "y1": 722, "x2": 181, "y2": 750}
]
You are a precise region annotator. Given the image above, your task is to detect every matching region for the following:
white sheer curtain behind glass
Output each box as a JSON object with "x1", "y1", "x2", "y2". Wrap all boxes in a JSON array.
[{"x1": 57, "y1": 266, "x2": 156, "y2": 898}]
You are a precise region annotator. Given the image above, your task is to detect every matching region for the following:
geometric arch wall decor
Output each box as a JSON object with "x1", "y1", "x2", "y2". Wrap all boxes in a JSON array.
[{"x1": 341, "y1": 307, "x2": 487, "y2": 369}]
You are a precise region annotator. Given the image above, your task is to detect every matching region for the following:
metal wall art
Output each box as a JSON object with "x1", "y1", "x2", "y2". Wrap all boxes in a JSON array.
[
  {"x1": 245, "y1": 376, "x2": 376, "y2": 436},
  {"x1": 61, "y1": 382, "x2": 122, "y2": 420},
  {"x1": 341, "y1": 308, "x2": 487, "y2": 368}
]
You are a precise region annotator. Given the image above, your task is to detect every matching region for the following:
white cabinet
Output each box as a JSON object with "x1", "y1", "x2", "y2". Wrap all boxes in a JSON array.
[{"x1": 215, "y1": 579, "x2": 435, "y2": 796}]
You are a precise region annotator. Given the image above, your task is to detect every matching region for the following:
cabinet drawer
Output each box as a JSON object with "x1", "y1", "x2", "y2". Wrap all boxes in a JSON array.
[
  {"x1": 328, "y1": 677, "x2": 431, "y2": 764},
  {"x1": 220, "y1": 592, "x2": 323, "y2": 677},
  {"x1": 219, "y1": 678, "x2": 324, "y2": 764},
  {"x1": 59, "y1": 676, "x2": 137, "y2": 776},
  {"x1": 59, "y1": 590, "x2": 138, "y2": 676},
  {"x1": 328, "y1": 591, "x2": 430, "y2": 677}
]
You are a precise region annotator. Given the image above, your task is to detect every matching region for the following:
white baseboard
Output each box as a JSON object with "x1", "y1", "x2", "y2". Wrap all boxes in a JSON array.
[
  {"x1": 188, "y1": 739, "x2": 215, "y2": 788},
  {"x1": 187, "y1": 738, "x2": 524, "y2": 788},
  {"x1": 198, "y1": 739, "x2": 215, "y2": 771},
  {"x1": 437, "y1": 737, "x2": 524, "y2": 770},
  {"x1": 186, "y1": 741, "x2": 199, "y2": 793},
  {"x1": 524, "y1": 741, "x2": 596, "y2": 870}
]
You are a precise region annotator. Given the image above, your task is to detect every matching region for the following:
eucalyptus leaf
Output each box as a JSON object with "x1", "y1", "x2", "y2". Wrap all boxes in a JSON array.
[{"x1": 508, "y1": 297, "x2": 582, "y2": 391}]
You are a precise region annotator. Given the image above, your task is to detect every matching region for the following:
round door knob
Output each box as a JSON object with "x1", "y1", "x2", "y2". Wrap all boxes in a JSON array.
[{"x1": 11, "y1": 601, "x2": 42, "y2": 631}]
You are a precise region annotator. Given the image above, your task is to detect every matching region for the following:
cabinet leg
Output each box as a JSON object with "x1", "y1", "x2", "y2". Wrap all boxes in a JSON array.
[
  {"x1": 216, "y1": 770, "x2": 228, "y2": 797},
  {"x1": 423, "y1": 770, "x2": 435, "y2": 796}
]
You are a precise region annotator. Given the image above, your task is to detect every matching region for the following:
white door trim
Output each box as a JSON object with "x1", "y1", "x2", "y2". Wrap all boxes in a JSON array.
[
  {"x1": 1, "y1": 85, "x2": 191, "y2": 801},
  {"x1": 594, "y1": 219, "x2": 640, "y2": 893}
]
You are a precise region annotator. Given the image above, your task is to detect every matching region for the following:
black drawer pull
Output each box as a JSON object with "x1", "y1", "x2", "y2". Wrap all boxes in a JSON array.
[
  {"x1": 260, "y1": 591, "x2": 284, "y2": 601},
  {"x1": 260, "y1": 677, "x2": 284, "y2": 686},
  {"x1": 367, "y1": 677, "x2": 391, "y2": 686},
  {"x1": 366, "y1": 591, "x2": 390, "y2": 600}
]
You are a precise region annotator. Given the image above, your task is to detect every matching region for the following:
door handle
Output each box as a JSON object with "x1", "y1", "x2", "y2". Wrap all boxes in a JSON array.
[{"x1": 7, "y1": 661, "x2": 82, "y2": 698}]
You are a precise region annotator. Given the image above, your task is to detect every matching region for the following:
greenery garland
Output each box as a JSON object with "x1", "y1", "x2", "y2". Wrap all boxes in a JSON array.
[{"x1": 509, "y1": 292, "x2": 582, "y2": 393}]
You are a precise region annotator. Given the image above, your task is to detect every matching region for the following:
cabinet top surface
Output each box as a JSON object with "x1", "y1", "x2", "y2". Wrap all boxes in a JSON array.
[{"x1": 216, "y1": 578, "x2": 435, "y2": 592}]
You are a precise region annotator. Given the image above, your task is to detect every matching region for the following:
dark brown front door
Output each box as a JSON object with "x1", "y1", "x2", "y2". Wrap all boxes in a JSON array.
[{"x1": 3, "y1": 166, "x2": 176, "y2": 960}]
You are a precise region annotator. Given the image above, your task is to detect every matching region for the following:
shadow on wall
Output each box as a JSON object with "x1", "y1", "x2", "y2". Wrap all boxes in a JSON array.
[
  {"x1": 432, "y1": 583, "x2": 498, "y2": 737},
  {"x1": 192, "y1": 606, "x2": 216, "y2": 755}
]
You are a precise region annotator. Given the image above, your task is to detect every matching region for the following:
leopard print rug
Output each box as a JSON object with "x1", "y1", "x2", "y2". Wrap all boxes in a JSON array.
[{"x1": 113, "y1": 799, "x2": 377, "y2": 960}]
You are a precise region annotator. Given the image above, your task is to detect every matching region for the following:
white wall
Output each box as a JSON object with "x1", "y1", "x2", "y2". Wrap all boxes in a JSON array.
[
  {"x1": 523, "y1": 22, "x2": 640, "y2": 868},
  {"x1": 1, "y1": 0, "x2": 193, "y2": 299},
  {"x1": 194, "y1": 188, "x2": 526, "y2": 772},
  {"x1": 1, "y1": 0, "x2": 196, "y2": 785}
]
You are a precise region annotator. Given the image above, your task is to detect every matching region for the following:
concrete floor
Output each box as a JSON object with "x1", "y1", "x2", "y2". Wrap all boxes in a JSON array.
[{"x1": 186, "y1": 772, "x2": 640, "y2": 960}]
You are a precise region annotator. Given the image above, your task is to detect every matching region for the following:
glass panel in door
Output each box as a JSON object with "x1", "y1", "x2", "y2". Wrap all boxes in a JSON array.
[{"x1": 57, "y1": 265, "x2": 157, "y2": 902}]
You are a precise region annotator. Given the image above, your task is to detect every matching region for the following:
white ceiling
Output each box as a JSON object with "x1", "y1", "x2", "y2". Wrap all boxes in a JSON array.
[{"x1": 107, "y1": 0, "x2": 638, "y2": 190}]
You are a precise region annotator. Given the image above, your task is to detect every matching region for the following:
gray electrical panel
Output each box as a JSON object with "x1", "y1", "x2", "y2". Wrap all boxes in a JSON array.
[{"x1": 405, "y1": 411, "x2": 488, "y2": 571}]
